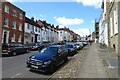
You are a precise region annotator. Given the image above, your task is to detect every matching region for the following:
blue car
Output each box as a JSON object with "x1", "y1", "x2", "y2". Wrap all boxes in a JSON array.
[
  {"x1": 27, "y1": 45, "x2": 68, "y2": 73},
  {"x1": 64, "y1": 44, "x2": 77, "y2": 56}
]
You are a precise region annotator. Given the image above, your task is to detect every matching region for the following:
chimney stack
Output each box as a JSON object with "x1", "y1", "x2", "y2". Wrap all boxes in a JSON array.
[{"x1": 31, "y1": 17, "x2": 34, "y2": 21}]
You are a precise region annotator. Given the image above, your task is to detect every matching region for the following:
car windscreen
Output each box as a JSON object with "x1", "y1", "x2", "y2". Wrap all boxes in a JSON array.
[
  {"x1": 33, "y1": 43, "x2": 41, "y2": 46},
  {"x1": 76, "y1": 44, "x2": 80, "y2": 46},
  {"x1": 40, "y1": 47, "x2": 58, "y2": 55},
  {"x1": 65, "y1": 44, "x2": 73, "y2": 48}
]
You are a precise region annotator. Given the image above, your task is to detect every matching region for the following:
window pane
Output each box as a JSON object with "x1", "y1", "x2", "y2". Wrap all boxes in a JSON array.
[
  {"x1": 19, "y1": 23, "x2": 22, "y2": 31},
  {"x1": 4, "y1": 5, "x2": 9, "y2": 13},
  {"x1": 19, "y1": 13, "x2": 23, "y2": 19},
  {"x1": 13, "y1": 10, "x2": 17, "y2": 16},
  {"x1": 12, "y1": 21, "x2": 16, "y2": 29},
  {"x1": 4, "y1": 18, "x2": 9, "y2": 26}
]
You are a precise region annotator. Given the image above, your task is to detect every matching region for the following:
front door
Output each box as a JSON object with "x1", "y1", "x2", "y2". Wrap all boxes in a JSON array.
[
  {"x1": 3, "y1": 31, "x2": 7, "y2": 44},
  {"x1": 35, "y1": 34, "x2": 38, "y2": 43}
]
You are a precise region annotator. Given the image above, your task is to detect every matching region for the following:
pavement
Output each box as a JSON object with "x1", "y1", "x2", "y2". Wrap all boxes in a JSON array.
[
  {"x1": 50, "y1": 43, "x2": 119, "y2": 79},
  {"x1": 76, "y1": 43, "x2": 109, "y2": 78},
  {"x1": 98, "y1": 43, "x2": 119, "y2": 79}
]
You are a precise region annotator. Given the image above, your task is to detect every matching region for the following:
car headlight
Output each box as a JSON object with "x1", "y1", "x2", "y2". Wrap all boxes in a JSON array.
[
  {"x1": 44, "y1": 61, "x2": 51, "y2": 65},
  {"x1": 70, "y1": 49, "x2": 74, "y2": 51},
  {"x1": 36, "y1": 62, "x2": 43, "y2": 65}
]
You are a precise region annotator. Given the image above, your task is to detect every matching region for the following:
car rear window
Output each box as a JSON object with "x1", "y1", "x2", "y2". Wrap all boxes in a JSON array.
[
  {"x1": 2, "y1": 44, "x2": 8, "y2": 48},
  {"x1": 10, "y1": 44, "x2": 18, "y2": 47}
]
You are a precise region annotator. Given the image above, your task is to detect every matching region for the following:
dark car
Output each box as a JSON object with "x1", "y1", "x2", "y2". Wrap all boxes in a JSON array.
[
  {"x1": 2, "y1": 43, "x2": 30, "y2": 56},
  {"x1": 74, "y1": 43, "x2": 81, "y2": 50},
  {"x1": 57, "y1": 41, "x2": 66, "y2": 45},
  {"x1": 31, "y1": 43, "x2": 43, "y2": 50},
  {"x1": 24, "y1": 43, "x2": 34, "y2": 51},
  {"x1": 27, "y1": 45, "x2": 68, "y2": 73},
  {"x1": 74, "y1": 42, "x2": 83, "y2": 50},
  {"x1": 64, "y1": 44, "x2": 77, "y2": 56}
]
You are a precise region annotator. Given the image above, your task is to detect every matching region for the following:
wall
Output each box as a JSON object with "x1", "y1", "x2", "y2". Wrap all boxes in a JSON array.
[
  {"x1": 109, "y1": 2, "x2": 118, "y2": 52},
  {"x1": 118, "y1": 2, "x2": 120, "y2": 56},
  {"x1": 2, "y1": 2, "x2": 25, "y2": 44}
]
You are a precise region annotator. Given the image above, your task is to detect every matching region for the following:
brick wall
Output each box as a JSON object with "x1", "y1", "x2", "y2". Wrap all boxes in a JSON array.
[{"x1": 2, "y1": 2, "x2": 25, "y2": 44}]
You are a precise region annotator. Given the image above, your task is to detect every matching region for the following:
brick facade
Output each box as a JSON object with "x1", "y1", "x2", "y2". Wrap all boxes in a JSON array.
[{"x1": 2, "y1": 2, "x2": 25, "y2": 44}]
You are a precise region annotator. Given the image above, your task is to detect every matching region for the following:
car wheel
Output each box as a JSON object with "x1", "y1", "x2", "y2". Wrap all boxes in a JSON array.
[
  {"x1": 13, "y1": 51, "x2": 17, "y2": 56},
  {"x1": 64, "y1": 56, "x2": 68, "y2": 62},
  {"x1": 49, "y1": 63, "x2": 56, "y2": 74},
  {"x1": 26, "y1": 49, "x2": 29, "y2": 53}
]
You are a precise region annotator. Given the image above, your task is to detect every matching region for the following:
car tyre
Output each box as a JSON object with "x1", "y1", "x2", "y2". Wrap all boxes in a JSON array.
[
  {"x1": 64, "y1": 56, "x2": 68, "y2": 62},
  {"x1": 49, "y1": 63, "x2": 56, "y2": 74},
  {"x1": 13, "y1": 51, "x2": 17, "y2": 56},
  {"x1": 26, "y1": 49, "x2": 29, "y2": 53}
]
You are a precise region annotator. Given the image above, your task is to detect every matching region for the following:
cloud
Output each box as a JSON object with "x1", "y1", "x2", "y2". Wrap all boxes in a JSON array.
[
  {"x1": 54, "y1": 16, "x2": 84, "y2": 26},
  {"x1": 75, "y1": 0, "x2": 102, "y2": 8},
  {"x1": 39, "y1": 14, "x2": 46, "y2": 21},
  {"x1": 91, "y1": 20, "x2": 95, "y2": 23},
  {"x1": 40, "y1": 14, "x2": 46, "y2": 18},
  {"x1": 73, "y1": 28, "x2": 91, "y2": 37},
  {"x1": 6, "y1": 0, "x2": 15, "y2": 2}
]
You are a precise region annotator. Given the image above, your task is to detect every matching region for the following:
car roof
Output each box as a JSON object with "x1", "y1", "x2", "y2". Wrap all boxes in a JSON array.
[
  {"x1": 65, "y1": 43, "x2": 74, "y2": 45},
  {"x1": 47, "y1": 45, "x2": 62, "y2": 48}
]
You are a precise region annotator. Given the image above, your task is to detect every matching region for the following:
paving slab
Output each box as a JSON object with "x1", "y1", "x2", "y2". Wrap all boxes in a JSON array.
[{"x1": 76, "y1": 43, "x2": 109, "y2": 78}]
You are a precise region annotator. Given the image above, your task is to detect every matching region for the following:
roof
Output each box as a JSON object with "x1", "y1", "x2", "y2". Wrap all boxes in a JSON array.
[
  {"x1": 25, "y1": 17, "x2": 41, "y2": 28},
  {"x1": 37, "y1": 20, "x2": 44, "y2": 27},
  {"x1": 3, "y1": 2, "x2": 25, "y2": 14}
]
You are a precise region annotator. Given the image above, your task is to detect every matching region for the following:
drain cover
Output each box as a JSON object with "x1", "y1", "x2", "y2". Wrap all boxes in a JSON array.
[{"x1": 106, "y1": 59, "x2": 120, "y2": 68}]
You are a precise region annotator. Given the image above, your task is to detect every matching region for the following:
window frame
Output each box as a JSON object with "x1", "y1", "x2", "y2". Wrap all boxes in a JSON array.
[
  {"x1": 12, "y1": 21, "x2": 17, "y2": 29},
  {"x1": 4, "y1": 18, "x2": 9, "y2": 27},
  {"x1": 4, "y1": 5, "x2": 9, "y2": 13},
  {"x1": 114, "y1": 5, "x2": 118, "y2": 35},
  {"x1": 13, "y1": 10, "x2": 17, "y2": 17},
  {"x1": 19, "y1": 23, "x2": 22, "y2": 31},
  {"x1": 110, "y1": 16, "x2": 113, "y2": 37},
  {"x1": 19, "y1": 13, "x2": 23, "y2": 19}
]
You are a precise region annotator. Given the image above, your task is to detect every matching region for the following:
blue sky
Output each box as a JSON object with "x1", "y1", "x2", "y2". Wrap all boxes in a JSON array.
[{"x1": 11, "y1": 1, "x2": 102, "y2": 37}]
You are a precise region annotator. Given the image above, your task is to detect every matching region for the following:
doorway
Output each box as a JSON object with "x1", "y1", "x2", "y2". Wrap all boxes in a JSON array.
[{"x1": 3, "y1": 31, "x2": 7, "y2": 44}]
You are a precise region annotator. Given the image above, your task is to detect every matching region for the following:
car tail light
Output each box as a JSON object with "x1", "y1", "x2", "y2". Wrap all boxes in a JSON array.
[{"x1": 8, "y1": 48, "x2": 12, "y2": 51}]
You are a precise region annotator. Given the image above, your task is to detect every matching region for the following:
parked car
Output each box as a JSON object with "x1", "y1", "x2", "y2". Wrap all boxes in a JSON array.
[
  {"x1": 74, "y1": 43, "x2": 81, "y2": 50},
  {"x1": 37, "y1": 41, "x2": 51, "y2": 52},
  {"x1": 75, "y1": 42, "x2": 84, "y2": 50},
  {"x1": 64, "y1": 44, "x2": 77, "y2": 56},
  {"x1": 27, "y1": 45, "x2": 68, "y2": 73},
  {"x1": 82, "y1": 41, "x2": 88, "y2": 46},
  {"x1": 31, "y1": 43, "x2": 43, "y2": 50},
  {"x1": 57, "y1": 41, "x2": 66, "y2": 45},
  {"x1": 24, "y1": 43, "x2": 34, "y2": 51},
  {"x1": 2, "y1": 43, "x2": 30, "y2": 56}
]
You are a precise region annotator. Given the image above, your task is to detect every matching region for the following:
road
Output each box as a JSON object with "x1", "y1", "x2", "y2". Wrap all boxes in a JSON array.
[
  {"x1": 2, "y1": 51, "x2": 51, "y2": 78},
  {"x1": 2, "y1": 50, "x2": 72, "y2": 79}
]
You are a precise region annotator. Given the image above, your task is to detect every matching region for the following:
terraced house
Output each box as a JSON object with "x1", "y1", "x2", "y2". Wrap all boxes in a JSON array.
[
  {"x1": 99, "y1": 0, "x2": 120, "y2": 55},
  {"x1": 1, "y1": 1, "x2": 80, "y2": 46},
  {"x1": 24, "y1": 17, "x2": 42, "y2": 44},
  {"x1": 2, "y1": 2, "x2": 25, "y2": 44}
]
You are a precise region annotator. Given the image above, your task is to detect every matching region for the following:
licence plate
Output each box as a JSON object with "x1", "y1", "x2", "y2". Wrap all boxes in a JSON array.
[
  {"x1": 3, "y1": 50, "x2": 7, "y2": 52},
  {"x1": 31, "y1": 65, "x2": 38, "y2": 68}
]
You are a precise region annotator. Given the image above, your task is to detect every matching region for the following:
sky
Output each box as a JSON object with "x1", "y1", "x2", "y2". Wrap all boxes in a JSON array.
[{"x1": 7, "y1": 0, "x2": 102, "y2": 37}]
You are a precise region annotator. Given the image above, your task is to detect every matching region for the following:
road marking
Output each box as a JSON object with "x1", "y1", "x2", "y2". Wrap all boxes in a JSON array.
[{"x1": 11, "y1": 73, "x2": 21, "y2": 78}]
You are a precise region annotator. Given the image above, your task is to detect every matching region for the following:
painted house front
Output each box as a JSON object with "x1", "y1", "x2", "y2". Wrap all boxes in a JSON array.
[{"x1": 24, "y1": 17, "x2": 41, "y2": 44}]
